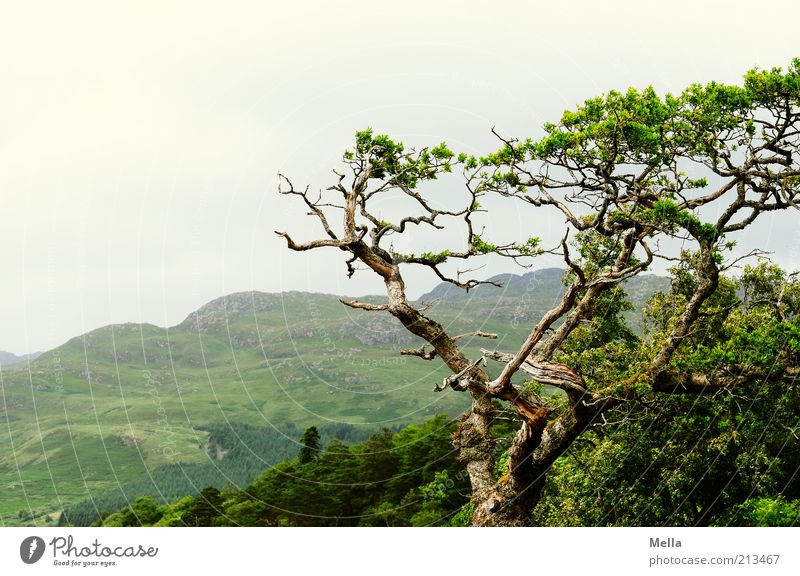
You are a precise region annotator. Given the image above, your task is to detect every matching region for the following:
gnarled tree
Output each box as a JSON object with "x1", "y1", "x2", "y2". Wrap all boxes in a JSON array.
[{"x1": 276, "y1": 61, "x2": 800, "y2": 526}]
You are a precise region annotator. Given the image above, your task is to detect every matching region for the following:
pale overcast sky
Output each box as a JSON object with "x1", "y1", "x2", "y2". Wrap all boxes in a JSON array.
[{"x1": 1, "y1": 0, "x2": 799, "y2": 354}]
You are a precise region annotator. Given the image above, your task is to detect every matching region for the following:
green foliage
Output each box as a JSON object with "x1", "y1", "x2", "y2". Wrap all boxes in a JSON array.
[
  {"x1": 470, "y1": 234, "x2": 497, "y2": 254},
  {"x1": 642, "y1": 199, "x2": 718, "y2": 244},
  {"x1": 92, "y1": 415, "x2": 469, "y2": 527},
  {"x1": 741, "y1": 261, "x2": 800, "y2": 318},
  {"x1": 533, "y1": 265, "x2": 800, "y2": 527},
  {"x1": 410, "y1": 470, "x2": 469, "y2": 526},
  {"x1": 477, "y1": 60, "x2": 800, "y2": 229},
  {"x1": 572, "y1": 228, "x2": 642, "y2": 280},
  {"x1": 514, "y1": 236, "x2": 542, "y2": 256},
  {"x1": 99, "y1": 496, "x2": 163, "y2": 527},
  {"x1": 533, "y1": 372, "x2": 800, "y2": 526},
  {"x1": 724, "y1": 497, "x2": 800, "y2": 527},
  {"x1": 664, "y1": 262, "x2": 800, "y2": 374},
  {"x1": 681, "y1": 315, "x2": 800, "y2": 372},
  {"x1": 298, "y1": 426, "x2": 321, "y2": 464},
  {"x1": 743, "y1": 59, "x2": 800, "y2": 105},
  {"x1": 348, "y1": 128, "x2": 457, "y2": 188},
  {"x1": 419, "y1": 250, "x2": 451, "y2": 264},
  {"x1": 448, "y1": 502, "x2": 475, "y2": 527}
]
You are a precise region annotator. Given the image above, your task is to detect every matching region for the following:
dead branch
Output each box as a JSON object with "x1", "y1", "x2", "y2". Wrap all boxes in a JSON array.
[
  {"x1": 339, "y1": 299, "x2": 389, "y2": 311},
  {"x1": 482, "y1": 349, "x2": 588, "y2": 402}
]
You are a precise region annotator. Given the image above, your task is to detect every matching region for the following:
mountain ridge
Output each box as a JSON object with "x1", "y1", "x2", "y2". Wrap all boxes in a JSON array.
[
  {"x1": 4, "y1": 269, "x2": 671, "y2": 361},
  {"x1": 0, "y1": 350, "x2": 41, "y2": 367}
]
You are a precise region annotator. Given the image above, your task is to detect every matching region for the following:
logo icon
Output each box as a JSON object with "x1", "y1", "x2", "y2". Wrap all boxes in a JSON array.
[{"x1": 20, "y1": 536, "x2": 46, "y2": 564}]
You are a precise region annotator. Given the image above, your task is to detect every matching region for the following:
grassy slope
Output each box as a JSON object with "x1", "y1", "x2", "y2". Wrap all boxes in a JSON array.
[{"x1": 0, "y1": 268, "x2": 668, "y2": 524}]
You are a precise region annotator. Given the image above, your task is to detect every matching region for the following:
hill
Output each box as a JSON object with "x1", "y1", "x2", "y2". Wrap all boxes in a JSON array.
[
  {"x1": 0, "y1": 350, "x2": 41, "y2": 367},
  {"x1": 0, "y1": 268, "x2": 669, "y2": 525}
]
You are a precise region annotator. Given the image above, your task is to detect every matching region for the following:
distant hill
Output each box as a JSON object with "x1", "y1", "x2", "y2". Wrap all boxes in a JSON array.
[
  {"x1": 420, "y1": 267, "x2": 567, "y2": 302},
  {"x1": 0, "y1": 350, "x2": 41, "y2": 367},
  {"x1": 0, "y1": 268, "x2": 670, "y2": 526},
  {"x1": 419, "y1": 267, "x2": 668, "y2": 334}
]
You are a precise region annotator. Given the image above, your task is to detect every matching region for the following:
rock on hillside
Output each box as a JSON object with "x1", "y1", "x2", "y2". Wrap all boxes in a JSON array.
[{"x1": 177, "y1": 291, "x2": 281, "y2": 333}]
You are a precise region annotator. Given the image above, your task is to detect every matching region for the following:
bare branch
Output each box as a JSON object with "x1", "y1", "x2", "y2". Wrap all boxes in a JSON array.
[
  {"x1": 487, "y1": 278, "x2": 584, "y2": 394},
  {"x1": 454, "y1": 331, "x2": 498, "y2": 342},
  {"x1": 437, "y1": 356, "x2": 487, "y2": 392},
  {"x1": 482, "y1": 349, "x2": 588, "y2": 402},
  {"x1": 652, "y1": 366, "x2": 799, "y2": 394},
  {"x1": 401, "y1": 331, "x2": 497, "y2": 362},
  {"x1": 274, "y1": 231, "x2": 348, "y2": 251},
  {"x1": 400, "y1": 344, "x2": 437, "y2": 361},
  {"x1": 561, "y1": 231, "x2": 586, "y2": 284},
  {"x1": 646, "y1": 245, "x2": 719, "y2": 379},
  {"x1": 277, "y1": 173, "x2": 340, "y2": 241},
  {"x1": 339, "y1": 299, "x2": 389, "y2": 311}
]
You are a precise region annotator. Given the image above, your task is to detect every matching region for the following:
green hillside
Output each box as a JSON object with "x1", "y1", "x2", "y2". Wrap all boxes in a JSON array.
[{"x1": 0, "y1": 268, "x2": 668, "y2": 525}]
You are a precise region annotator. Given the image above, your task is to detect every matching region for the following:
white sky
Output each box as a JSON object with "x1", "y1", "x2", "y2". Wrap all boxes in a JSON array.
[{"x1": 1, "y1": 0, "x2": 799, "y2": 354}]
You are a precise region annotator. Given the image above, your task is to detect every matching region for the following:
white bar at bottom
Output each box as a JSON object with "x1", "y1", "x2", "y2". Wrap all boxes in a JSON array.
[{"x1": 1, "y1": 527, "x2": 798, "y2": 575}]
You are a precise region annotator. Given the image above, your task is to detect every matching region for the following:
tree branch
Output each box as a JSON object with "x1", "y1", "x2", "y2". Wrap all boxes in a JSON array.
[{"x1": 338, "y1": 299, "x2": 389, "y2": 311}]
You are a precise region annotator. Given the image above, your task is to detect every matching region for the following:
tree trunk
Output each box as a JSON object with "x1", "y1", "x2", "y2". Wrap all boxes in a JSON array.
[{"x1": 468, "y1": 418, "x2": 548, "y2": 527}]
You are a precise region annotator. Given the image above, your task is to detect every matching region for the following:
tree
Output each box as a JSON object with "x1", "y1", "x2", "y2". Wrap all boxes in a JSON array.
[
  {"x1": 532, "y1": 266, "x2": 800, "y2": 526},
  {"x1": 99, "y1": 496, "x2": 163, "y2": 527},
  {"x1": 185, "y1": 486, "x2": 224, "y2": 526},
  {"x1": 277, "y1": 61, "x2": 800, "y2": 526},
  {"x1": 298, "y1": 426, "x2": 321, "y2": 464},
  {"x1": 358, "y1": 428, "x2": 400, "y2": 498}
]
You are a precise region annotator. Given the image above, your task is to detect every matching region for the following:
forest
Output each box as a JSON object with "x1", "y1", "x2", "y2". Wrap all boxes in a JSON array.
[{"x1": 57, "y1": 422, "x2": 379, "y2": 527}]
